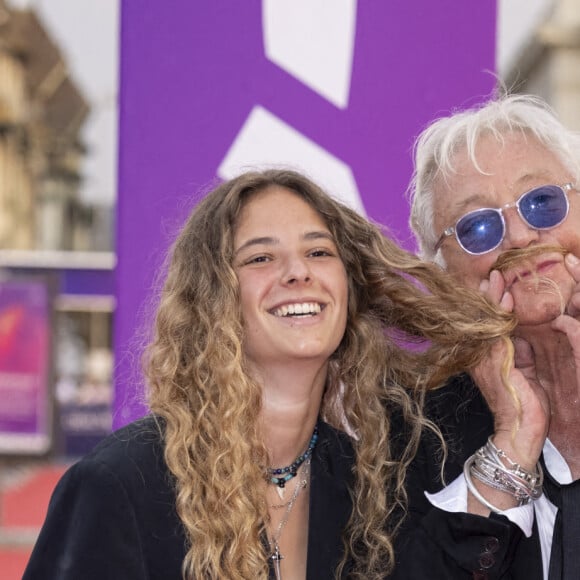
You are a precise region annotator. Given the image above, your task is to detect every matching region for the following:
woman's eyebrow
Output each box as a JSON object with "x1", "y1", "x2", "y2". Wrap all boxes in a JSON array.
[
  {"x1": 303, "y1": 231, "x2": 335, "y2": 242},
  {"x1": 234, "y1": 230, "x2": 335, "y2": 257},
  {"x1": 234, "y1": 236, "x2": 278, "y2": 257}
]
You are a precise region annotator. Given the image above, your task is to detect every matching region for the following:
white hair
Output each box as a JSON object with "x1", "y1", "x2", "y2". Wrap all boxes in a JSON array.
[{"x1": 408, "y1": 94, "x2": 580, "y2": 264}]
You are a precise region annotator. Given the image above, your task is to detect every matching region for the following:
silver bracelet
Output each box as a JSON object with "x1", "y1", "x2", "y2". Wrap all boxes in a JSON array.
[
  {"x1": 486, "y1": 437, "x2": 543, "y2": 496},
  {"x1": 465, "y1": 438, "x2": 543, "y2": 506},
  {"x1": 472, "y1": 453, "x2": 526, "y2": 497},
  {"x1": 471, "y1": 462, "x2": 516, "y2": 494},
  {"x1": 473, "y1": 454, "x2": 540, "y2": 504},
  {"x1": 464, "y1": 455, "x2": 504, "y2": 513}
]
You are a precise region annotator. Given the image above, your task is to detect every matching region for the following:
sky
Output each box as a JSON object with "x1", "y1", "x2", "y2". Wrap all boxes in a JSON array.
[{"x1": 7, "y1": 0, "x2": 120, "y2": 205}]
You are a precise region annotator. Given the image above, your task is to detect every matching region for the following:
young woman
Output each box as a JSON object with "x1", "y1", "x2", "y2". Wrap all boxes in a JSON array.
[{"x1": 24, "y1": 169, "x2": 513, "y2": 579}]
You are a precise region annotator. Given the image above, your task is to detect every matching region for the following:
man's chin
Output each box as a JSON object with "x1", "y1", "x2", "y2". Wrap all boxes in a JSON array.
[
  {"x1": 512, "y1": 261, "x2": 576, "y2": 321},
  {"x1": 512, "y1": 292, "x2": 568, "y2": 328}
]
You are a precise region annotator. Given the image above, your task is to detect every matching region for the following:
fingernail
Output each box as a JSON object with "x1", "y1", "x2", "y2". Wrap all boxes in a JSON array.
[
  {"x1": 566, "y1": 253, "x2": 580, "y2": 266},
  {"x1": 479, "y1": 279, "x2": 490, "y2": 293}
]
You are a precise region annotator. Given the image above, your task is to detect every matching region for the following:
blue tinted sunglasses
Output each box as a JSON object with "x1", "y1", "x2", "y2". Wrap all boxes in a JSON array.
[{"x1": 434, "y1": 183, "x2": 575, "y2": 255}]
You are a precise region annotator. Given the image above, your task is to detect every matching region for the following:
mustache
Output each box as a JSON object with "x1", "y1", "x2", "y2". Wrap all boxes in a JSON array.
[{"x1": 490, "y1": 244, "x2": 568, "y2": 275}]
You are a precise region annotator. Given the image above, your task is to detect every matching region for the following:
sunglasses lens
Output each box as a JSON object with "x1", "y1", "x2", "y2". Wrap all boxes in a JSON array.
[
  {"x1": 455, "y1": 210, "x2": 504, "y2": 255},
  {"x1": 519, "y1": 185, "x2": 568, "y2": 228}
]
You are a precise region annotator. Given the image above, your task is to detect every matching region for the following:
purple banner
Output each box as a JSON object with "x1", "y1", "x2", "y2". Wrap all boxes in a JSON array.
[
  {"x1": 116, "y1": 1, "x2": 498, "y2": 426},
  {"x1": 0, "y1": 279, "x2": 52, "y2": 453}
]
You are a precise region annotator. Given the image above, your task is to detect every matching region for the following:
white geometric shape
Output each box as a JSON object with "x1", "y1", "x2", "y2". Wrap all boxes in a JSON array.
[
  {"x1": 263, "y1": 0, "x2": 357, "y2": 109},
  {"x1": 217, "y1": 105, "x2": 365, "y2": 215}
]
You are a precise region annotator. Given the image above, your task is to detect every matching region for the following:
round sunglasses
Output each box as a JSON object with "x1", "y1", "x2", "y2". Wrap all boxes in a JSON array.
[{"x1": 434, "y1": 183, "x2": 576, "y2": 255}]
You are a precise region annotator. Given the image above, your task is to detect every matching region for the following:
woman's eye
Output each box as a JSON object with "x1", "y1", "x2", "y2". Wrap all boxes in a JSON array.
[
  {"x1": 309, "y1": 249, "x2": 333, "y2": 258},
  {"x1": 245, "y1": 255, "x2": 270, "y2": 264}
]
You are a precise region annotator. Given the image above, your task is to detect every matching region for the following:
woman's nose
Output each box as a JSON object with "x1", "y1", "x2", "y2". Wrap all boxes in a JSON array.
[{"x1": 281, "y1": 256, "x2": 312, "y2": 285}]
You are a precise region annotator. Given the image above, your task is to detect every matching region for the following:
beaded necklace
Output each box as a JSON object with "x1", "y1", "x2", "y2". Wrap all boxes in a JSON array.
[{"x1": 266, "y1": 424, "x2": 319, "y2": 488}]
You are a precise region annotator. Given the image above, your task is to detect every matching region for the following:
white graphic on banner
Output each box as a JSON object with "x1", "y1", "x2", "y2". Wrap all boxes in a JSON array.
[
  {"x1": 217, "y1": 105, "x2": 364, "y2": 214},
  {"x1": 262, "y1": 0, "x2": 357, "y2": 109},
  {"x1": 218, "y1": 2, "x2": 363, "y2": 214}
]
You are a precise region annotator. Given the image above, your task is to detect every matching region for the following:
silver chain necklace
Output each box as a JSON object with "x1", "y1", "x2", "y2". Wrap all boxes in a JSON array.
[{"x1": 268, "y1": 458, "x2": 310, "y2": 580}]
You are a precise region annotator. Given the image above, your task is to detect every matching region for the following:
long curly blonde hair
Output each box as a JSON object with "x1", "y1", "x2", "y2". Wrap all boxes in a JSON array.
[{"x1": 144, "y1": 169, "x2": 516, "y2": 579}]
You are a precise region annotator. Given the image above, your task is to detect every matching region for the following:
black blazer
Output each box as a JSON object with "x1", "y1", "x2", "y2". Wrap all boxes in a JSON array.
[
  {"x1": 23, "y1": 417, "x2": 355, "y2": 579},
  {"x1": 392, "y1": 374, "x2": 543, "y2": 580}
]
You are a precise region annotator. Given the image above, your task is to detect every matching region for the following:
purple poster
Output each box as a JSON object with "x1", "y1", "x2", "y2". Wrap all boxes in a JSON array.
[
  {"x1": 116, "y1": 1, "x2": 498, "y2": 426},
  {"x1": 0, "y1": 279, "x2": 52, "y2": 453}
]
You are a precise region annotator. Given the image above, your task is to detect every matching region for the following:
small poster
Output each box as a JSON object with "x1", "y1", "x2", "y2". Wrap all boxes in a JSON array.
[{"x1": 0, "y1": 277, "x2": 52, "y2": 454}]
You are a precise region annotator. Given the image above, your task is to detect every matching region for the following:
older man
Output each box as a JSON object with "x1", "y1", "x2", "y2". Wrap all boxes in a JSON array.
[{"x1": 395, "y1": 95, "x2": 580, "y2": 579}]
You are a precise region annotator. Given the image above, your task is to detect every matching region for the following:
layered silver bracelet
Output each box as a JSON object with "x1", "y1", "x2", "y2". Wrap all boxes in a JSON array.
[{"x1": 464, "y1": 436, "x2": 543, "y2": 512}]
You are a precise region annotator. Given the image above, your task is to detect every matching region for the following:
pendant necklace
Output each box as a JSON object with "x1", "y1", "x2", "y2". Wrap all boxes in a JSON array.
[
  {"x1": 268, "y1": 459, "x2": 310, "y2": 580},
  {"x1": 266, "y1": 425, "x2": 318, "y2": 499},
  {"x1": 270, "y1": 479, "x2": 298, "y2": 510}
]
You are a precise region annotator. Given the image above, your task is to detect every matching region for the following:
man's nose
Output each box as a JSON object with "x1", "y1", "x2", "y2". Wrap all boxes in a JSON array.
[{"x1": 501, "y1": 207, "x2": 541, "y2": 249}]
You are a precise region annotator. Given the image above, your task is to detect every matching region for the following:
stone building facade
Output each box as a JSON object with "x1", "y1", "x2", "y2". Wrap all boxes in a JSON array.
[
  {"x1": 501, "y1": 0, "x2": 580, "y2": 130},
  {"x1": 0, "y1": 1, "x2": 89, "y2": 251}
]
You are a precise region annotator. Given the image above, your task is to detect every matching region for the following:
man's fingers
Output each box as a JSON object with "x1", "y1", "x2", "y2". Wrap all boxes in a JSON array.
[
  {"x1": 564, "y1": 254, "x2": 580, "y2": 317},
  {"x1": 551, "y1": 315, "x2": 580, "y2": 363},
  {"x1": 565, "y1": 253, "x2": 580, "y2": 282}
]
